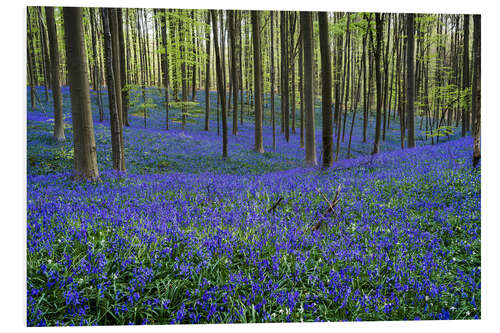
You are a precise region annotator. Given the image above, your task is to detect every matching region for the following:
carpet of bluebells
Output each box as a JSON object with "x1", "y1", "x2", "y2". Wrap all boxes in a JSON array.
[{"x1": 27, "y1": 86, "x2": 480, "y2": 326}]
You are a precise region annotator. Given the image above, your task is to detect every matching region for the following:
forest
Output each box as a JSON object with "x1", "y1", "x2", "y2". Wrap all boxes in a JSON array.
[{"x1": 26, "y1": 6, "x2": 480, "y2": 326}]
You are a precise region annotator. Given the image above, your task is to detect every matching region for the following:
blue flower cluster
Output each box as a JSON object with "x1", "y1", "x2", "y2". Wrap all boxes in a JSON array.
[{"x1": 27, "y1": 86, "x2": 480, "y2": 325}]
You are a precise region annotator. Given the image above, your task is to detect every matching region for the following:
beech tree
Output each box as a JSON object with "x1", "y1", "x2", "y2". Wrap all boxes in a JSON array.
[
  {"x1": 301, "y1": 11, "x2": 317, "y2": 166},
  {"x1": 63, "y1": 7, "x2": 99, "y2": 180},
  {"x1": 211, "y1": 10, "x2": 229, "y2": 159},
  {"x1": 472, "y1": 14, "x2": 481, "y2": 167},
  {"x1": 252, "y1": 10, "x2": 264, "y2": 153},
  {"x1": 45, "y1": 7, "x2": 65, "y2": 142},
  {"x1": 372, "y1": 13, "x2": 383, "y2": 155},
  {"x1": 318, "y1": 12, "x2": 333, "y2": 168},
  {"x1": 406, "y1": 13, "x2": 416, "y2": 148},
  {"x1": 102, "y1": 8, "x2": 126, "y2": 172}
]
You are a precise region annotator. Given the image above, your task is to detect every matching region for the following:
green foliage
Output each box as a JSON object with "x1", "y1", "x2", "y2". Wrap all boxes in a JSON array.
[{"x1": 422, "y1": 125, "x2": 456, "y2": 138}]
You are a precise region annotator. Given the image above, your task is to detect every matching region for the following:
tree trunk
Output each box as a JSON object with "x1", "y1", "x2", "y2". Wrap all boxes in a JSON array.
[
  {"x1": 252, "y1": 10, "x2": 264, "y2": 153},
  {"x1": 211, "y1": 10, "x2": 228, "y2": 159},
  {"x1": 372, "y1": 13, "x2": 383, "y2": 155},
  {"x1": 472, "y1": 14, "x2": 481, "y2": 167},
  {"x1": 63, "y1": 7, "x2": 99, "y2": 180},
  {"x1": 280, "y1": 11, "x2": 289, "y2": 141},
  {"x1": 229, "y1": 10, "x2": 239, "y2": 135},
  {"x1": 406, "y1": 13, "x2": 416, "y2": 148},
  {"x1": 271, "y1": 11, "x2": 276, "y2": 151},
  {"x1": 102, "y1": 8, "x2": 126, "y2": 172},
  {"x1": 45, "y1": 7, "x2": 65, "y2": 141},
  {"x1": 204, "y1": 12, "x2": 211, "y2": 131},
  {"x1": 462, "y1": 15, "x2": 470, "y2": 137},
  {"x1": 319, "y1": 12, "x2": 333, "y2": 168},
  {"x1": 161, "y1": 9, "x2": 170, "y2": 130},
  {"x1": 301, "y1": 11, "x2": 317, "y2": 166},
  {"x1": 117, "y1": 9, "x2": 129, "y2": 127}
]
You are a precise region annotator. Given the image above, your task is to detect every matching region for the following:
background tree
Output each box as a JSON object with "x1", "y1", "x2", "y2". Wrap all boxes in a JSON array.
[
  {"x1": 318, "y1": 12, "x2": 333, "y2": 168},
  {"x1": 45, "y1": 6, "x2": 65, "y2": 142},
  {"x1": 160, "y1": 9, "x2": 170, "y2": 130},
  {"x1": 301, "y1": 11, "x2": 317, "y2": 166},
  {"x1": 252, "y1": 10, "x2": 264, "y2": 153},
  {"x1": 372, "y1": 13, "x2": 383, "y2": 155},
  {"x1": 406, "y1": 13, "x2": 416, "y2": 148},
  {"x1": 211, "y1": 10, "x2": 228, "y2": 159},
  {"x1": 472, "y1": 14, "x2": 481, "y2": 167},
  {"x1": 102, "y1": 8, "x2": 126, "y2": 172},
  {"x1": 63, "y1": 7, "x2": 99, "y2": 180}
]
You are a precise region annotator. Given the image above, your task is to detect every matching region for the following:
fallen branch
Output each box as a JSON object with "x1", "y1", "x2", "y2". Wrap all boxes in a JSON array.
[
  {"x1": 312, "y1": 184, "x2": 342, "y2": 231},
  {"x1": 267, "y1": 197, "x2": 283, "y2": 213}
]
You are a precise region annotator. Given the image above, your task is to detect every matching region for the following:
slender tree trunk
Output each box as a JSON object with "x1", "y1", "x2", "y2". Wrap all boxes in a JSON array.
[
  {"x1": 37, "y1": 7, "x2": 50, "y2": 101},
  {"x1": 472, "y1": 14, "x2": 481, "y2": 166},
  {"x1": 462, "y1": 15, "x2": 470, "y2": 137},
  {"x1": 229, "y1": 10, "x2": 239, "y2": 135},
  {"x1": 406, "y1": 13, "x2": 416, "y2": 148},
  {"x1": 102, "y1": 8, "x2": 126, "y2": 172},
  {"x1": 252, "y1": 10, "x2": 264, "y2": 153},
  {"x1": 290, "y1": 12, "x2": 296, "y2": 135},
  {"x1": 280, "y1": 11, "x2": 289, "y2": 141},
  {"x1": 110, "y1": 9, "x2": 123, "y2": 129},
  {"x1": 299, "y1": 31, "x2": 305, "y2": 149},
  {"x1": 117, "y1": 9, "x2": 129, "y2": 127},
  {"x1": 301, "y1": 11, "x2": 317, "y2": 166},
  {"x1": 270, "y1": 11, "x2": 276, "y2": 151},
  {"x1": 45, "y1": 7, "x2": 65, "y2": 141},
  {"x1": 211, "y1": 10, "x2": 228, "y2": 159},
  {"x1": 319, "y1": 12, "x2": 332, "y2": 168},
  {"x1": 63, "y1": 7, "x2": 99, "y2": 180},
  {"x1": 341, "y1": 14, "x2": 351, "y2": 143},
  {"x1": 204, "y1": 12, "x2": 211, "y2": 131},
  {"x1": 372, "y1": 13, "x2": 383, "y2": 155},
  {"x1": 161, "y1": 9, "x2": 170, "y2": 130}
]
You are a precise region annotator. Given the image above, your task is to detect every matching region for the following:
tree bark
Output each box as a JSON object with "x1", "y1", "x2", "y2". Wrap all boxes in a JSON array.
[
  {"x1": 204, "y1": 12, "x2": 211, "y2": 131},
  {"x1": 63, "y1": 7, "x2": 99, "y2": 180},
  {"x1": 472, "y1": 15, "x2": 481, "y2": 167},
  {"x1": 406, "y1": 13, "x2": 416, "y2": 148},
  {"x1": 161, "y1": 9, "x2": 170, "y2": 130},
  {"x1": 319, "y1": 12, "x2": 333, "y2": 168},
  {"x1": 102, "y1": 8, "x2": 126, "y2": 172},
  {"x1": 117, "y1": 9, "x2": 129, "y2": 127},
  {"x1": 211, "y1": 10, "x2": 229, "y2": 159},
  {"x1": 252, "y1": 10, "x2": 264, "y2": 153},
  {"x1": 301, "y1": 11, "x2": 317, "y2": 166},
  {"x1": 45, "y1": 7, "x2": 65, "y2": 141},
  {"x1": 229, "y1": 10, "x2": 239, "y2": 135},
  {"x1": 372, "y1": 13, "x2": 383, "y2": 155},
  {"x1": 462, "y1": 15, "x2": 470, "y2": 137}
]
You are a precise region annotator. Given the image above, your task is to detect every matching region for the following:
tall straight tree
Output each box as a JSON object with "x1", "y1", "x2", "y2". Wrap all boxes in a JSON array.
[
  {"x1": 109, "y1": 9, "x2": 123, "y2": 128},
  {"x1": 210, "y1": 10, "x2": 228, "y2": 159},
  {"x1": 462, "y1": 14, "x2": 470, "y2": 136},
  {"x1": 280, "y1": 11, "x2": 289, "y2": 141},
  {"x1": 318, "y1": 12, "x2": 333, "y2": 168},
  {"x1": 117, "y1": 9, "x2": 130, "y2": 127},
  {"x1": 45, "y1": 7, "x2": 65, "y2": 142},
  {"x1": 229, "y1": 10, "x2": 239, "y2": 135},
  {"x1": 372, "y1": 13, "x2": 383, "y2": 155},
  {"x1": 63, "y1": 7, "x2": 99, "y2": 180},
  {"x1": 406, "y1": 13, "x2": 416, "y2": 148},
  {"x1": 301, "y1": 11, "x2": 317, "y2": 166},
  {"x1": 252, "y1": 10, "x2": 264, "y2": 153},
  {"x1": 270, "y1": 11, "x2": 276, "y2": 151},
  {"x1": 472, "y1": 14, "x2": 481, "y2": 167},
  {"x1": 160, "y1": 9, "x2": 170, "y2": 130},
  {"x1": 204, "y1": 12, "x2": 211, "y2": 131},
  {"x1": 102, "y1": 8, "x2": 126, "y2": 172}
]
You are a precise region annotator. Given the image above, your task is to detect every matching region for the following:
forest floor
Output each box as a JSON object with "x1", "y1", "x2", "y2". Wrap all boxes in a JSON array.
[{"x1": 26, "y1": 86, "x2": 480, "y2": 326}]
